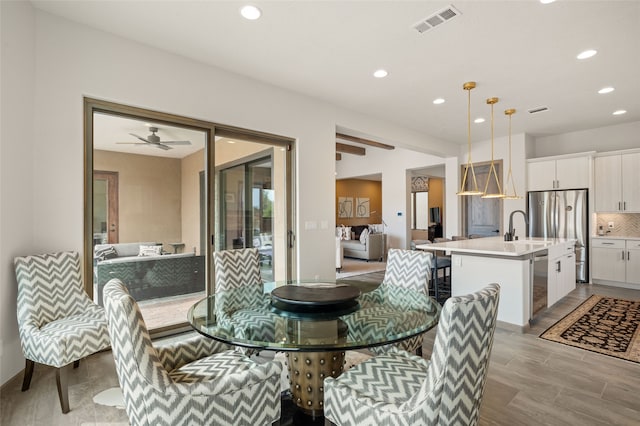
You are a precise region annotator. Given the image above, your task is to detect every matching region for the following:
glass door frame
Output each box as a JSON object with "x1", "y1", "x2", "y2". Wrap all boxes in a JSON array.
[
  {"x1": 84, "y1": 98, "x2": 295, "y2": 336},
  {"x1": 213, "y1": 127, "x2": 295, "y2": 283}
]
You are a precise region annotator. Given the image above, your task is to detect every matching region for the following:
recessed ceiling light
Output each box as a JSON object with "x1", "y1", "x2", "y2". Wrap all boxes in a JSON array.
[
  {"x1": 577, "y1": 49, "x2": 597, "y2": 60},
  {"x1": 240, "y1": 5, "x2": 262, "y2": 20},
  {"x1": 613, "y1": 110, "x2": 627, "y2": 115},
  {"x1": 373, "y1": 69, "x2": 388, "y2": 78},
  {"x1": 540, "y1": 0, "x2": 556, "y2": 4},
  {"x1": 227, "y1": 140, "x2": 236, "y2": 144},
  {"x1": 598, "y1": 87, "x2": 615, "y2": 94},
  {"x1": 474, "y1": 118, "x2": 485, "y2": 124},
  {"x1": 433, "y1": 98, "x2": 445, "y2": 105}
]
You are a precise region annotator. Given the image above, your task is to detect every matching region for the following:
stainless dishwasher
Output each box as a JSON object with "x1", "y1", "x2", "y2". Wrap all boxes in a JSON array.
[{"x1": 530, "y1": 250, "x2": 548, "y2": 323}]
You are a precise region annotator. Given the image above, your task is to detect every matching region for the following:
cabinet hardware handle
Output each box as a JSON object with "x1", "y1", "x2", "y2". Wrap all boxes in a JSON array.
[
  {"x1": 624, "y1": 201, "x2": 626, "y2": 211},
  {"x1": 622, "y1": 250, "x2": 626, "y2": 260},
  {"x1": 618, "y1": 201, "x2": 622, "y2": 211},
  {"x1": 602, "y1": 242, "x2": 614, "y2": 245},
  {"x1": 556, "y1": 261, "x2": 561, "y2": 273},
  {"x1": 628, "y1": 251, "x2": 631, "y2": 261}
]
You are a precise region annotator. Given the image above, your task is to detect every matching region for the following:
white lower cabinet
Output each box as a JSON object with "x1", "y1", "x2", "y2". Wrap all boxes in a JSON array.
[
  {"x1": 592, "y1": 238, "x2": 639, "y2": 285},
  {"x1": 627, "y1": 240, "x2": 640, "y2": 285},
  {"x1": 547, "y1": 242, "x2": 576, "y2": 307}
]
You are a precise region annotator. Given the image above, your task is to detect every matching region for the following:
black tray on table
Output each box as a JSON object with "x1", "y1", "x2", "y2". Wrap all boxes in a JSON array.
[{"x1": 270, "y1": 283, "x2": 360, "y2": 318}]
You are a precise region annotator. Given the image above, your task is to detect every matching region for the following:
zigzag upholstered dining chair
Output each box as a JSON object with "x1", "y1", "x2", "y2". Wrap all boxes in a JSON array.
[
  {"x1": 324, "y1": 283, "x2": 500, "y2": 426},
  {"x1": 360, "y1": 248, "x2": 434, "y2": 356},
  {"x1": 14, "y1": 251, "x2": 111, "y2": 413},
  {"x1": 213, "y1": 248, "x2": 278, "y2": 348},
  {"x1": 103, "y1": 279, "x2": 283, "y2": 426}
]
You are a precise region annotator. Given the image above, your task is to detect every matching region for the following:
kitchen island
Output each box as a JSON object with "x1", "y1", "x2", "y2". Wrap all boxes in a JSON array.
[{"x1": 416, "y1": 237, "x2": 576, "y2": 328}]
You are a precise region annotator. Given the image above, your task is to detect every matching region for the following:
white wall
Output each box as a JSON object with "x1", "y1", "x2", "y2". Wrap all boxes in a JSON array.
[
  {"x1": 0, "y1": 7, "x2": 454, "y2": 384},
  {"x1": 336, "y1": 131, "x2": 530, "y2": 246},
  {"x1": 337, "y1": 147, "x2": 447, "y2": 249},
  {"x1": 0, "y1": 0, "x2": 36, "y2": 386},
  {"x1": 533, "y1": 121, "x2": 640, "y2": 158}
]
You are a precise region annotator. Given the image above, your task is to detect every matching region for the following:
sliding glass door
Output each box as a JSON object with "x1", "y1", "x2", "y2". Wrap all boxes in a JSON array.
[
  {"x1": 85, "y1": 99, "x2": 294, "y2": 336},
  {"x1": 215, "y1": 135, "x2": 291, "y2": 284}
]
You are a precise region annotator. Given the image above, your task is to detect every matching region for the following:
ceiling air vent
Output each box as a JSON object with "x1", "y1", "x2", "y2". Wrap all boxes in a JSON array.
[
  {"x1": 412, "y1": 5, "x2": 462, "y2": 34},
  {"x1": 528, "y1": 106, "x2": 549, "y2": 114}
]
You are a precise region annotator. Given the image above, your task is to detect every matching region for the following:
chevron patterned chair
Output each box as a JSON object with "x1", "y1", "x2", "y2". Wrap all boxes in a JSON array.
[
  {"x1": 213, "y1": 248, "x2": 277, "y2": 348},
  {"x1": 324, "y1": 283, "x2": 500, "y2": 426},
  {"x1": 103, "y1": 279, "x2": 283, "y2": 426},
  {"x1": 360, "y1": 249, "x2": 434, "y2": 356},
  {"x1": 14, "y1": 251, "x2": 111, "y2": 413}
]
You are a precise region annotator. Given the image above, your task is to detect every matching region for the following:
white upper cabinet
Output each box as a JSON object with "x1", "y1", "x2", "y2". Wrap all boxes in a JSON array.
[
  {"x1": 622, "y1": 153, "x2": 640, "y2": 212},
  {"x1": 528, "y1": 155, "x2": 591, "y2": 191},
  {"x1": 595, "y1": 151, "x2": 640, "y2": 212}
]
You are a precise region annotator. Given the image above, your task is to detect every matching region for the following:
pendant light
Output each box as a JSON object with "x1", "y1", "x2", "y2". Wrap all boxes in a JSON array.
[
  {"x1": 457, "y1": 82, "x2": 483, "y2": 196},
  {"x1": 481, "y1": 97, "x2": 505, "y2": 198},
  {"x1": 502, "y1": 108, "x2": 521, "y2": 199}
]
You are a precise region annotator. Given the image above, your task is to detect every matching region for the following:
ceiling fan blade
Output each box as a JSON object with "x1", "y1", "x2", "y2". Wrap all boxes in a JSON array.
[
  {"x1": 116, "y1": 142, "x2": 147, "y2": 145},
  {"x1": 160, "y1": 140, "x2": 191, "y2": 145},
  {"x1": 155, "y1": 143, "x2": 172, "y2": 150},
  {"x1": 129, "y1": 133, "x2": 150, "y2": 143}
]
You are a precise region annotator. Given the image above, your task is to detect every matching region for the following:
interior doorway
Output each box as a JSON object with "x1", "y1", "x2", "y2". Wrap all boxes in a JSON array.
[
  {"x1": 93, "y1": 171, "x2": 119, "y2": 245},
  {"x1": 409, "y1": 166, "x2": 445, "y2": 242},
  {"x1": 461, "y1": 161, "x2": 503, "y2": 238}
]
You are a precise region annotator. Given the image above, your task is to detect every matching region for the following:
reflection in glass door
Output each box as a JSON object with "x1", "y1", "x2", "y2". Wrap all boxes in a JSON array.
[
  {"x1": 93, "y1": 171, "x2": 119, "y2": 245},
  {"x1": 85, "y1": 98, "x2": 294, "y2": 337},
  {"x1": 216, "y1": 138, "x2": 290, "y2": 284},
  {"x1": 91, "y1": 110, "x2": 208, "y2": 333},
  {"x1": 219, "y1": 157, "x2": 275, "y2": 281}
]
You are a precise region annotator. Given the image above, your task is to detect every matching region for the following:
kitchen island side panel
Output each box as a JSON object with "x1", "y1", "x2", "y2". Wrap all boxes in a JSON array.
[{"x1": 452, "y1": 254, "x2": 531, "y2": 327}]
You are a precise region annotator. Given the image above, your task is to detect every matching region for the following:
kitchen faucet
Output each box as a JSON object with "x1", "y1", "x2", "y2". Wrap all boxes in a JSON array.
[{"x1": 505, "y1": 210, "x2": 529, "y2": 241}]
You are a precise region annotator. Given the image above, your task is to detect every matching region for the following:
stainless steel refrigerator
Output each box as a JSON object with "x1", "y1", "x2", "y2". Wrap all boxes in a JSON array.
[{"x1": 527, "y1": 189, "x2": 589, "y2": 282}]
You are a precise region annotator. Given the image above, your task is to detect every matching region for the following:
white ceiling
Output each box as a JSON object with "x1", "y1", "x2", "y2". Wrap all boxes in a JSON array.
[
  {"x1": 34, "y1": 1, "x2": 640, "y2": 147},
  {"x1": 93, "y1": 112, "x2": 206, "y2": 159}
]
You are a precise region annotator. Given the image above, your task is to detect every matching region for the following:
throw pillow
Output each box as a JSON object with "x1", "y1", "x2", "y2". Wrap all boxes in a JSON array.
[
  {"x1": 95, "y1": 245, "x2": 117, "y2": 261},
  {"x1": 368, "y1": 224, "x2": 382, "y2": 234},
  {"x1": 138, "y1": 244, "x2": 162, "y2": 257},
  {"x1": 359, "y1": 228, "x2": 369, "y2": 244},
  {"x1": 343, "y1": 226, "x2": 352, "y2": 240}
]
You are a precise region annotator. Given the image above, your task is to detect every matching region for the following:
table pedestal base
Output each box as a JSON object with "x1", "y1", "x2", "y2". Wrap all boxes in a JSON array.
[{"x1": 285, "y1": 351, "x2": 345, "y2": 417}]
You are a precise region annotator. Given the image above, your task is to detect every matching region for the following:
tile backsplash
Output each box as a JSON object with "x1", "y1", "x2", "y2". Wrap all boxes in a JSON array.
[{"x1": 595, "y1": 213, "x2": 640, "y2": 237}]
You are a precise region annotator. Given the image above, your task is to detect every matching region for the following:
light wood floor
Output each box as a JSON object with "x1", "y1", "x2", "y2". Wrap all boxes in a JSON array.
[{"x1": 2, "y1": 275, "x2": 639, "y2": 425}]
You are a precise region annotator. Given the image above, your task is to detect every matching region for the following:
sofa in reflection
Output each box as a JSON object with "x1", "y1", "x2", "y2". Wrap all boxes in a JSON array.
[{"x1": 94, "y1": 242, "x2": 205, "y2": 306}]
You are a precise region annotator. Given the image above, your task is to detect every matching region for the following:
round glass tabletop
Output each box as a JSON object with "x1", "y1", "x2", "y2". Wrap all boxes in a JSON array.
[{"x1": 188, "y1": 280, "x2": 441, "y2": 352}]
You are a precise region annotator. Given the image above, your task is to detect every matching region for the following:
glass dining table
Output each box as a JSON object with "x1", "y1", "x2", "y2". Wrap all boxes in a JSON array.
[{"x1": 188, "y1": 280, "x2": 441, "y2": 419}]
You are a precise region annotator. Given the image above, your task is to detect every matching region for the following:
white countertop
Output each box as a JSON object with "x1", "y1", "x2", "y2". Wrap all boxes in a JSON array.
[
  {"x1": 415, "y1": 236, "x2": 574, "y2": 257},
  {"x1": 592, "y1": 235, "x2": 640, "y2": 240}
]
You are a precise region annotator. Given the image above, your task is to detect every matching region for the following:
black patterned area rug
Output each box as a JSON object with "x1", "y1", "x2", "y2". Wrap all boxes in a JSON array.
[{"x1": 540, "y1": 295, "x2": 640, "y2": 363}]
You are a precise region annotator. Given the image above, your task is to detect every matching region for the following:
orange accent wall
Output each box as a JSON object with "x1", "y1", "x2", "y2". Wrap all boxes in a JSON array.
[
  {"x1": 428, "y1": 178, "x2": 444, "y2": 225},
  {"x1": 336, "y1": 179, "x2": 382, "y2": 226}
]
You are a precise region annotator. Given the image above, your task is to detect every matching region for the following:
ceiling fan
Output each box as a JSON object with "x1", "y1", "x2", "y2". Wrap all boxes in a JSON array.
[{"x1": 117, "y1": 126, "x2": 191, "y2": 150}]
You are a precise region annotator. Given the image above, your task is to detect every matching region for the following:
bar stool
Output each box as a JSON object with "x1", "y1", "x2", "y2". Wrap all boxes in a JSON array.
[
  {"x1": 433, "y1": 254, "x2": 451, "y2": 303},
  {"x1": 417, "y1": 240, "x2": 451, "y2": 303}
]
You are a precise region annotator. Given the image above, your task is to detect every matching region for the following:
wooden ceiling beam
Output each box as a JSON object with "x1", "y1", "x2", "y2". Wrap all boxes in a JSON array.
[
  {"x1": 336, "y1": 132, "x2": 395, "y2": 150},
  {"x1": 336, "y1": 142, "x2": 366, "y2": 156}
]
